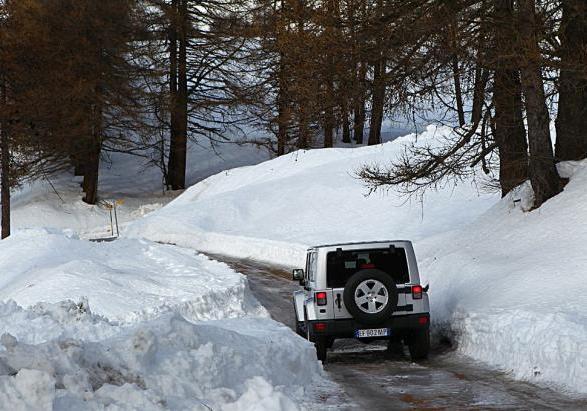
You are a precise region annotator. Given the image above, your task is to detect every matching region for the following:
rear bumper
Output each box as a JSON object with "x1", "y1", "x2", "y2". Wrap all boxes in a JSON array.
[{"x1": 308, "y1": 314, "x2": 429, "y2": 339}]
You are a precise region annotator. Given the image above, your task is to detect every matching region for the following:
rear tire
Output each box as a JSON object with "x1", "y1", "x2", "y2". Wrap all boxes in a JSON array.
[
  {"x1": 408, "y1": 329, "x2": 430, "y2": 361},
  {"x1": 304, "y1": 313, "x2": 328, "y2": 362},
  {"x1": 295, "y1": 321, "x2": 305, "y2": 337},
  {"x1": 386, "y1": 337, "x2": 404, "y2": 355},
  {"x1": 315, "y1": 338, "x2": 328, "y2": 363}
]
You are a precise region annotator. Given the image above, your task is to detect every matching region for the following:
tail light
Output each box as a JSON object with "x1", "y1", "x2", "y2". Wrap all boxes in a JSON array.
[
  {"x1": 315, "y1": 292, "x2": 327, "y2": 306},
  {"x1": 313, "y1": 322, "x2": 327, "y2": 332},
  {"x1": 412, "y1": 285, "x2": 423, "y2": 299},
  {"x1": 418, "y1": 316, "x2": 428, "y2": 325}
]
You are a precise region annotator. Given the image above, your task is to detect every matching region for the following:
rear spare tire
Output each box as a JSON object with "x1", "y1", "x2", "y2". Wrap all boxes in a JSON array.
[{"x1": 343, "y1": 269, "x2": 398, "y2": 325}]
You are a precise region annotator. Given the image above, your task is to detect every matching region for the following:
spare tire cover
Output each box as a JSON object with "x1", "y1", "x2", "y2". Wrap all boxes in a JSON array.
[{"x1": 343, "y1": 269, "x2": 398, "y2": 325}]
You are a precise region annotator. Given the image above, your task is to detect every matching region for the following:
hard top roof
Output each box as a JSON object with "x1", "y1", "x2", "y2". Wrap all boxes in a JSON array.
[{"x1": 309, "y1": 240, "x2": 410, "y2": 250}]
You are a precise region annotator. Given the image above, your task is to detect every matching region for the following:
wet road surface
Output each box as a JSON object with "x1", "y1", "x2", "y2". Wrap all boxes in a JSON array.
[{"x1": 211, "y1": 255, "x2": 587, "y2": 410}]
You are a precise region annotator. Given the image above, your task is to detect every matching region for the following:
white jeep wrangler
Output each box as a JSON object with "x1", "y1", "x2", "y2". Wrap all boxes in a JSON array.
[{"x1": 292, "y1": 241, "x2": 430, "y2": 362}]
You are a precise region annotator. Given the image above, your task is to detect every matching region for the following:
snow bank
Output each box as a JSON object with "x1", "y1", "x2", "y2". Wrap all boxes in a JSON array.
[
  {"x1": 126, "y1": 125, "x2": 498, "y2": 266},
  {"x1": 0, "y1": 229, "x2": 262, "y2": 323},
  {"x1": 0, "y1": 230, "x2": 331, "y2": 409},
  {"x1": 418, "y1": 160, "x2": 587, "y2": 395},
  {"x1": 0, "y1": 301, "x2": 323, "y2": 410}
]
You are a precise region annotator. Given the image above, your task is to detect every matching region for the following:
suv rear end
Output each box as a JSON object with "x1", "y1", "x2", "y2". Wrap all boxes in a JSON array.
[{"x1": 293, "y1": 241, "x2": 430, "y2": 362}]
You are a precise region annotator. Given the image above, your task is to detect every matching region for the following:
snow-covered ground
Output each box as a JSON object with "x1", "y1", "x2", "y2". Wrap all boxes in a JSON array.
[
  {"x1": 3, "y1": 123, "x2": 586, "y2": 404},
  {"x1": 126, "y1": 125, "x2": 587, "y2": 396},
  {"x1": 11, "y1": 139, "x2": 269, "y2": 239},
  {"x1": 0, "y1": 229, "x2": 263, "y2": 323},
  {"x1": 417, "y1": 161, "x2": 587, "y2": 395},
  {"x1": 126, "y1": 126, "x2": 498, "y2": 266},
  {"x1": 0, "y1": 141, "x2": 342, "y2": 410},
  {"x1": 0, "y1": 229, "x2": 332, "y2": 409}
]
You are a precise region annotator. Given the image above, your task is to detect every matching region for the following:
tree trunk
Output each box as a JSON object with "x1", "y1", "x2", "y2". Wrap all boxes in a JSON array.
[
  {"x1": 323, "y1": 0, "x2": 336, "y2": 149},
  {"x1": 73, "y1": 160, "x2": 85, "y2": 177},
  {"x1": 470, "y1": 66, "x2": 488, "y2": 125},
  {"x1": 168, "y1": 0, "x2": 187, "y2": 190},
  {"x1": 452, "y1": 57, "x2": 465, "y2": 127},
  {"x1": 83, "y1": 96, "x2": 102, "y2": 205},
  {"x1": 298, "y1": 103, "x2": 309, "y2": 149},
  {"x1": 323, "y1": 110, "x2": 334, "y2": 148},
  {"x1": 491, "y1": 0, "x2": 529, "y2": 196},
  {"x1": 555, "y1": 0, "x2": 587, "y2": 161},
  {"x1": 1, "y1": 78, "x2": 9, "y2": 239},
  {"x1": 341, "y1": 100, "x2": 351, "y2": 143},
  {"x1": 167, "y1": 0, "x2": 178, "y2": 187},
  {"x1": 518, "y1": 0, "x2": 561, "y2": 207},
  {"x1": 323, "y1": 80, "x2": 335, "y2": 148},
  {"x1": 295, "y1": 9, "x2": 310, "y2": 150},
  {"x1": 353, "y1": 61, "x2": 367, "y2": 144},
  {"x1": 368, "y1": 0, "x2": 385, "y2": 146},
  {"x1": 82, "y1": 139, "x2": 101, "y2": 205},
  {"x1": 449, "y1": 23, "x2": 465, "y2": 127},
  {"x1": 71, "y1": 147, "x2": 86, "y2": 177},
  {"x1": 493, "y1": 68, "x2": 529, "y2": 196},
  {"x1": 323, "y1": 72, "x2": 335, "y2": 148},
  {"x1": 277, "y1": 95, "x2": 288, "y2": 156},
  {"x1": 368, "y1": 58, "x2": 385, "y2": 146},
  {"x1": 277, "y1": 49, "x2": 288, "y2": 156},
  {"x1": 349, "y1": 0, "x2": 365, "y2": 145}
]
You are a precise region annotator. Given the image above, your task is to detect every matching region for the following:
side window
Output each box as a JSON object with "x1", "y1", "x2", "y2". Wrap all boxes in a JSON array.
[
  {"x1": 308, "y1": 252, "x2": 317, "y2": 282},
  {"x1": 305, "y1": 253, "x2": 311, "y2": 283}
]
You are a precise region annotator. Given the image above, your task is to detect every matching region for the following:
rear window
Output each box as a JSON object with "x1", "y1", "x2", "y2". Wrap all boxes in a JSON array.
[{"x1": 326, "y1": 247, "x2": 409, "y2": 288}]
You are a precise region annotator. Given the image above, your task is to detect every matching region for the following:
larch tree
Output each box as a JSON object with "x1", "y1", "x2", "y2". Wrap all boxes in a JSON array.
[
  {"x1": 491, "y1": 0, "x2": 529, "y2": 196},
  {"x1": 25, "y1": 0, "x2": 156, "y2": 204},
  {"x1": 555, "y1": 0, "x2": 587, "y2": 161},
  {"x1": 148, "y1": 0, "x2": 255, "y2": 189},
  {"x1": 517, "y1": 0, "x2": 561, "y2": 206}
]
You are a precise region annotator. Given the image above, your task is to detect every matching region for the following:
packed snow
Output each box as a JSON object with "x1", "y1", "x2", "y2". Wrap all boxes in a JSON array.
[
  {"x1": 0, "y1": 301, "x2": 323, "y2": 410},
  {"x1": 0, "y1": 229, "x2": 263, "y2": 323},
  {"x1": 127, "y1": 125, "x2": 587, "y2": 396},
  {"x1": 0, "y1": 231, "x2": 332, "y2": 409}
]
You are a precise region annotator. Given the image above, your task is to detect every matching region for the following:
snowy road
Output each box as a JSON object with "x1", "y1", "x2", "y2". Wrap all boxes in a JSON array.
[{"x1": 212, "y1": 255, "x2": 587, "y2": 411}]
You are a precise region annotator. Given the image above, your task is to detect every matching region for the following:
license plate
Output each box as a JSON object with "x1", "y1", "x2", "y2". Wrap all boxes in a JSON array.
[{"x1": 355, "y1": 328, "x2": 390, "y2": 338}]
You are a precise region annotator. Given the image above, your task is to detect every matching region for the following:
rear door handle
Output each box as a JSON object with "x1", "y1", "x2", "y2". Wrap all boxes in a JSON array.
[{"x1": 336, "y1": 293, "x2": 342, "y2": 309}]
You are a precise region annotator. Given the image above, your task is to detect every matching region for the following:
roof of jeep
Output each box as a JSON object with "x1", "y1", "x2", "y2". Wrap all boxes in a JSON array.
[{"x1": 309, "y1": 240, "x2": 411, "y2": 250}]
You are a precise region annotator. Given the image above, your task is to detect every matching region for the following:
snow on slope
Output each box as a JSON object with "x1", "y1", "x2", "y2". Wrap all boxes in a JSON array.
[
  {"x1": 10, "y1": 140, "x2": 269, "y2": 239},
  {"x1": 126, "y1": 125, "x2": 587, "y2": 395},
  {"x1": 126, "y1": 125, "x2": 498, "y2": 266},
  {"x1": 417, "y1": 160, "x2": 587, "y2": 395},
  {"x1": 0, "y1": 230, "x2": 332, "y2": 409}
]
